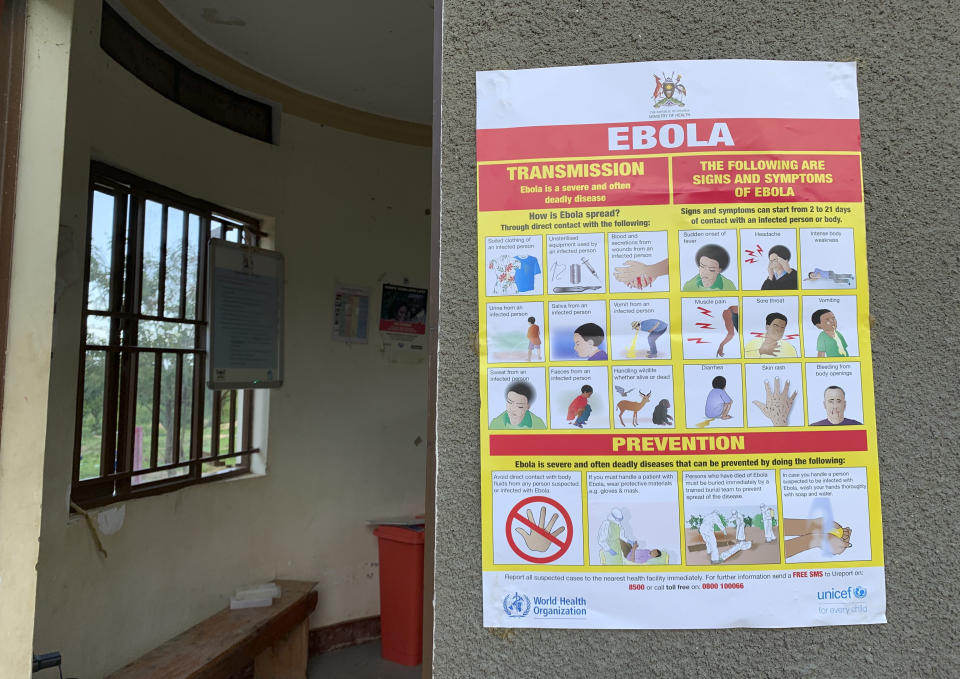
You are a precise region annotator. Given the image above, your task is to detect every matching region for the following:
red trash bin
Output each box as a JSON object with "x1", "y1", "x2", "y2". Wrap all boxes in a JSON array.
[{"x1": 373, "y1": 525, "x2": 424, "y2": 666}]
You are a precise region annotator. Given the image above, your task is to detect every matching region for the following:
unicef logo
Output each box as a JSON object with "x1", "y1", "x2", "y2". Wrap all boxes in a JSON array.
[
  {"x1": 503, "y1": 592, "x2": 531, "y2": 618},
  {"x1": 853, "y1": 586, "x2": 867, "y2": 599}
]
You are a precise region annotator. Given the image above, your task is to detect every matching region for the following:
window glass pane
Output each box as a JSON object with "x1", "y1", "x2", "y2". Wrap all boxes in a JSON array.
[
  {"x1": 141, "y1": 200, "x2": 163, "y2": 316},
  {"x1": 203, "y1": 387, "x2": 215, "y2": 456},
  {"x1": 87, "y1": 191, "x2": 116, "y2": 311},
  {"x1": 134, "y1": 354, "x2": 189, "y2": 486},
  {"x1": 85, "y1": 314, "x2": 111, "y2": 346},
  {"x1": 79, "y1": 351, "x2": 108, "y2": 480},
  {"x1": 159, "y1": 354, "x2": 179, "y2": 466},
  {"x1": 185, "y1": 214, "x2": 200, "y2": 319},
  {"x1": 137, "y1": 320, "x2": 196, "y2": 350},
  {"x1": 133, "y1": 352, "x2": 156, "y2": 473},
  {"x1": 179, "y1": 354, "x2": 195, "y2": 460},
  {"x1": 202, "y1": 389, "x2": 227, "y2": 476},
  {"x1": 164, "y1": 208, "x2": 184, "y2": 317}
]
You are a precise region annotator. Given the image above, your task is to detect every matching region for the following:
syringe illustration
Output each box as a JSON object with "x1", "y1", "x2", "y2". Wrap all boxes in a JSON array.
[{"x1": 581, "y1": 257, "x2": 600, "y2": 280}]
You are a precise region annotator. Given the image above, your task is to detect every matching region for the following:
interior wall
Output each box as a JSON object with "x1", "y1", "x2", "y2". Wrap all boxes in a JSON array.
[
  {"x1": 0, "y1": 1, "x2": 73, "y2": 677},
  {"x1": 433, "y1": 1, "x2": 959, "y2": 677},
  {"x1": 33, "y1": 2, "x2": 430, "y2": 676}
]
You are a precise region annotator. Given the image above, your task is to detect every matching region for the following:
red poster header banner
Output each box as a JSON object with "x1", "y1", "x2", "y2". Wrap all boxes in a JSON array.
[{"x1": 476, "y1": 118, "x2": 861, "y2": 162}]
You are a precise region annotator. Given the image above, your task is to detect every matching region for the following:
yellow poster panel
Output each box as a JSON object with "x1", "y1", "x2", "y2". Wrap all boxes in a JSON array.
[{"x1": 476, "y1": 60, "x2": 884, "y2": 628}]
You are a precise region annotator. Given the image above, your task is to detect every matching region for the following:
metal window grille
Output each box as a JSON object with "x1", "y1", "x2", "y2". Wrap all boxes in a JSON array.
[{"x1": 72, "y1": 163, "x2": 264, "y2": 507}]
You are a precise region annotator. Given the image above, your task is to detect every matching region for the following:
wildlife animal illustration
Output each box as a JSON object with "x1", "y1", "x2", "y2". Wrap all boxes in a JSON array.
[
  {"x1": 615, "y1": 385, "x2": 634, "y2": 398},
  {"x1": 616, "y1": 391, "x2": 652, "y2": 426},
  {"x1": 652, "y1": 399, "x2": 673, "y2": 426}
]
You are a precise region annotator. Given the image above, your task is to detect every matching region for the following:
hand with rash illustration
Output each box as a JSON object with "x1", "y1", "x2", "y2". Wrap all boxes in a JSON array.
[
  {"x1": 752, "y1": 377, "x2": 797, "y2": 426},
  {"x1": 514, "y1": 506, "x2": 565, "y2": 552}
]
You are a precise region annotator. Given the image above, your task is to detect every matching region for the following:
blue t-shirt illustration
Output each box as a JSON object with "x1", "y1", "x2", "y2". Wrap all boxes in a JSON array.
[{"x1": 513, "y1": 255, "x2": 540, "y2": 293}]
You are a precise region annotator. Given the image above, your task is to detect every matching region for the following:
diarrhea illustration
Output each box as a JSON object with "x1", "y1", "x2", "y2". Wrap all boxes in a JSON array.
[{"x1": 695, "y1": 375, "x2": 734, "y2": 428}]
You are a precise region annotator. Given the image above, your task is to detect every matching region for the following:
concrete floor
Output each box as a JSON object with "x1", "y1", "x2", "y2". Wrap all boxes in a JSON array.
[{"x1": 308, "y1": 640, "x2": 423, "y2": 679}]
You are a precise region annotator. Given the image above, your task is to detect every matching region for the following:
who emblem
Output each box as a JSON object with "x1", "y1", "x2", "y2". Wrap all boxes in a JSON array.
[{"x1": 503, "y1": 592, "x2": 531, "y2": 618}]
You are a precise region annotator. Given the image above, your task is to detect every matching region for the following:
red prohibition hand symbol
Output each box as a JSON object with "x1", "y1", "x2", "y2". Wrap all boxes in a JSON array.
[{"x1": 506, "y1": 495, "x2": 574, "y2": 564}]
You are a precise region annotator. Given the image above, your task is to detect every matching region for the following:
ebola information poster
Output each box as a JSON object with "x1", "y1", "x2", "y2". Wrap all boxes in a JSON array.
[{"x1": 476, "y1": 60, "x2": 885, "y2": 629}]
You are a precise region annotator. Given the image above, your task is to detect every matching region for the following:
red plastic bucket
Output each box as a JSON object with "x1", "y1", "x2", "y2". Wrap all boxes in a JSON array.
[{"x1": 373, "y1": 526, "x2": 424, "y2": 666}]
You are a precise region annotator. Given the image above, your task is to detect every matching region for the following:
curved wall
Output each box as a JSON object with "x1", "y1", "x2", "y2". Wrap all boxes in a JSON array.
[{"x1": 33, "y1": 3, "x2": 430, "y2": 676}]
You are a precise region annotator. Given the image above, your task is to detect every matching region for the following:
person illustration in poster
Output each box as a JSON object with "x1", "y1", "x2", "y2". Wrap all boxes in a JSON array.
[
  {"x1": 682, "y1": 244, "x2": 736, "y2": 291},
  {"x1": 573, "y1": 323, "x2": 608, "y2": 360},
  {"x1": 760, "y1": 245, "x2": 798, "y2": 290},
  {"x1": 716, "y1": 304, "x2": 739, "y2": 357},
  {"x1": 806, "y1": 268, "x2": 854, "y2": 285},
  {"x1": 489, "y1": 381, "x2": 546, "y2": 430},
  {"x1": 811, "y1": 386, "x2": 863, "y2": 426},
  {"x1": 812, "y1": 308, "x2": 849, "y2": 357},
  {"x1": 631, "y1": 319, "x2": 667, "y2": 358},
  {"x1": 695, "y1": 376, "x2": 734, "y2": 427},
  {"x1": 526, "y1": 316, "x2": 542, "y2": 361},
  {"x1": 567, "y1": 385, "x2": 594, "y2": 428},
  {"x1": 744, "y1": 312, "x2": 798, "y2": 358}
]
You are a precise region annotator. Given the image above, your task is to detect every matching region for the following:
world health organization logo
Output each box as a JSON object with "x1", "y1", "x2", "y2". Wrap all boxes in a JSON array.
[
  {"x1": 853, "y1": 586, "x2": 867, "y2": 599},
  {"x1": 503, "y1": 592, "x2": 531, "y2": 618}
]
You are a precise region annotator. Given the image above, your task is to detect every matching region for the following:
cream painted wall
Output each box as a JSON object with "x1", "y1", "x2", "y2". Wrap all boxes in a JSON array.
[
  {"x1": 0, "y1": 1, "x2": 74, "y2": 678},
  {"x1": 32, "y1": 2, "x2": 430, "y2": 676}
]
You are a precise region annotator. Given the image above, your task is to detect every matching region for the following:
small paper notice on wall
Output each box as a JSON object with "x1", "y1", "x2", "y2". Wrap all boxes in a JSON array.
[
  {"x1": 379, "y1": 283, "x2": 428, "y2": 360},
  {"x1": 332, "y1": 284, "x2": 370, "y2": 344}
]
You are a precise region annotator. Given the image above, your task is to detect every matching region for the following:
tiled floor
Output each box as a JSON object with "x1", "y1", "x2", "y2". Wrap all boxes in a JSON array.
[{"x1": 308, "y1": 640, "x2": 423, "y2": 679}]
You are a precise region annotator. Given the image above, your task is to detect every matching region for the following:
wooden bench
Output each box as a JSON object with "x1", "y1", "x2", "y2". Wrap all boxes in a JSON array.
[{"x1": 106, "y1": 580, "x2": 318, "y2": 679}]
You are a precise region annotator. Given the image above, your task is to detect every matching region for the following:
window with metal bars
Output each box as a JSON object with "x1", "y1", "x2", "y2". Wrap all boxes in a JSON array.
[{"x1": 73, "y1": 162, "x2": 264, "y2": 507}]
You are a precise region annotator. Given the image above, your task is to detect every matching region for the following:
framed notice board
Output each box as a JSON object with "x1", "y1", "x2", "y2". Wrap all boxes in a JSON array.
[{"x1": 207, "y1": 239, "x2": 284, "y2": 389}]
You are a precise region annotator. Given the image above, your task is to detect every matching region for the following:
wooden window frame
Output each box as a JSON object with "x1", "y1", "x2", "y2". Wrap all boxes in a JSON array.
[{"x1": 72, "y1": 162, "x2": 265, "y2": 508}]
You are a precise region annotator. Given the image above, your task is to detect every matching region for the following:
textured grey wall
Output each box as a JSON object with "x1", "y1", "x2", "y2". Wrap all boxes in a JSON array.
[{"x1": 433, "y1": 1, "x2": 959, "y2": 676}]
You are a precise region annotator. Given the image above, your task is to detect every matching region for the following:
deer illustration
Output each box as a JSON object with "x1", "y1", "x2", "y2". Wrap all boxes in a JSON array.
[{"x1": 616, "y1": 391, "x2": 652, "y2": 426}]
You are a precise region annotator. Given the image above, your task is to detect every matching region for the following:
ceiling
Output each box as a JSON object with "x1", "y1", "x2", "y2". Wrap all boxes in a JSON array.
[{"x1": 157, "y1": 0, "x2": 434, "y2": 125}]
